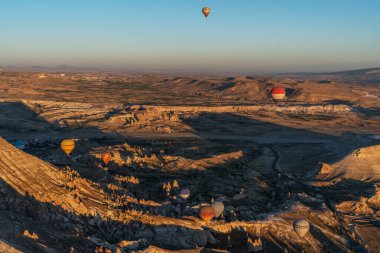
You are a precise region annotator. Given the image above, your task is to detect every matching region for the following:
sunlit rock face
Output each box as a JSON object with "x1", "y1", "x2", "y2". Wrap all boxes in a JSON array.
[{"x1": 316, "y1": 145, "x2": 380, "y2": 182}]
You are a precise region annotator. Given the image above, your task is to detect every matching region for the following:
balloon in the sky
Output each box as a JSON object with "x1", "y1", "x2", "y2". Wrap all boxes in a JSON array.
[
  {"x1": 211, "y1": 201, "x2": 224, "y2": 218},
  {"x1": 61, "y1": 139, "x2": 75, "y2": 156},
  {"x1": 179, "y1": 188, "x2": 190, "y2": 199},
  {"x1": 293, "y1": 219, "x2": 310, "y2": 237},
  {"x1": 270, "y1": 87, "x2": 286, "y2": 100},
  {"x1": 198, "y1": 205, "x2": 215, "y2": 222},
  {"x1": 101, "y1": 152, "x2": 111, "y2": 166},
  {"x1": 202, "y1": 7, "x2": 211, "y2": 18},
  {"x1": 13, "y1": 140, "x2": 25, "y2": 150}
]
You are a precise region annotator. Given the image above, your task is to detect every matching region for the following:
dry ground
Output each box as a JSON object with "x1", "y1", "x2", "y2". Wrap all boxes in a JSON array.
[{"x1": 0, "y1": 71, "x2": 379, "y2": 252}]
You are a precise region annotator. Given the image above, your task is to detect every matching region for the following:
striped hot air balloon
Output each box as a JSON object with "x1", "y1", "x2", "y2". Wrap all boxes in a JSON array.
[
  {"x1": 198, "y1": 205, "x2": 215, "y2": 222},
  {"x1": 101, "y1": 152, "x2": 111, "y2": 166},
  {"x1": 61, "y1": 139, "x2": 75, "y2": 156},
  {"x1": 293, "y1": 219, "x2": 310, "y2": 237},
  {"x1": 270, "y1": 87, "x2": 286, "y2": 100},
  {"x1": 179, "y1": 188, "x2": 190, "y2": 199},
  {"x1": 211, "y1": 201, "x2": 224, "y2": 218},
  {"x1": 202, "y1": 7, "x2": 211, "y2": 18}
]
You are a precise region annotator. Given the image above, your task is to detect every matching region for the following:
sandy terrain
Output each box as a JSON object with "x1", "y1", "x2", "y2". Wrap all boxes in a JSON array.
[{"x1": 0, "y1": 70, "x2": 379, "y2": 252}]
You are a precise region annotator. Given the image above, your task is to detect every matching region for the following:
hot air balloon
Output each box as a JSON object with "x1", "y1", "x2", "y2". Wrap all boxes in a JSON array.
[
  {"x1": 202, "y1": 7, "x2": 211, "y2": 18},
  {"x1": 13, "y1": 140, "x2": 25, "y2": 150},
  {"x1": 211, "y1": 201, "x2": 224, "y2": 218},
  {"x1": 198, "y1": 205, "x2": 215, "y2": 222},
  {"x1": 101, "y1": 152, "x2": 111, "y2": 166},
  {"x1": 293, "y1": 219, "x2": 310, "y2": 237},
  {"x1": 270, "y1": 87, "x2": 286, "y2": 100},
  {"x1": 179, "y1": 188, "x2": 190, "y2": 200},
  {"x1": 61, "y1": 139, "x2": 75, "y2": 156}
]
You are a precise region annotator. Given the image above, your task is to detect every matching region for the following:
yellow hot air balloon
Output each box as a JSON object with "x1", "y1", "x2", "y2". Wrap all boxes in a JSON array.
[
  {"x1": 202, "y1": 7, "x2": 211, "y2": 18},
  {"x1": 61, "y1": 139, "x2": 75, "y2": 156}
]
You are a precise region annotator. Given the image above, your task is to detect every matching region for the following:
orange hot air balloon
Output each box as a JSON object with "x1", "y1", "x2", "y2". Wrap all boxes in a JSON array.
[
  {"x1": 270, "y1": 87, "x2": 286, "y2": 100},
  {"x1": 101, "y1": 152, "x2": 111, "y2": 166},
  {"x1": 202, "y1": 7, "x2": 211, "y2": 18},
  {"x1": 198, "y1": 205, "x2": 215, "y2": 222},
  {"x1": 61, "y1": 139, "x2": 75, "y2": 156}
]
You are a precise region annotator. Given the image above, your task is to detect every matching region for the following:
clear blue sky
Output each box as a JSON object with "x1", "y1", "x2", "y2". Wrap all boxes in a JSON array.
[{"x1": 1, "y1": 0, "x2": 379, "y2": 73}]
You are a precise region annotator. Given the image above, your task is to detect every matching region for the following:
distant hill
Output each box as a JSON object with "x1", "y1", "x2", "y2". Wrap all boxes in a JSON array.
[
  {"x1": 316, "y1": 144, "x2": 380, "y2": 182},
  {"x1": 327, "y1": 67, "x2": 380, "y2": 77},
  {"x1": 278, "y1": 67, "x2": 380, "y2": 84},
  {"x1": 0, "y1": 65, "x2": 100, "y2": 72},
  {"x1": 320, "y1": 68, "x2": 380, "y2": 84}
]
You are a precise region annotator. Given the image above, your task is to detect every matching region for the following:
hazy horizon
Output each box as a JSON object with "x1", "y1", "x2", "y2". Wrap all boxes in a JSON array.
[{"x1": 1, "y1": 0, "x2": 380, "y2": 73}]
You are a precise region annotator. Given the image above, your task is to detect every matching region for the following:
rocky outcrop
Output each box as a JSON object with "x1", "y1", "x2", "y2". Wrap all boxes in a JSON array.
[
  {"x1": 315, "y1": 145, "x2": 380, "y2": 182},
  {"x1": 0, "y1": 137, "x2": 110, "y2": 216}
]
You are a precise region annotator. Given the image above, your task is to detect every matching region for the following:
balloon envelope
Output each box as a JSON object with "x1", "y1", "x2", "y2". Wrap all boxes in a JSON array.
[
  {"x1": 211, "y1": 201, "x2": 224, "y2": 218},
  {"x1": 13, "y1": 140, "x2": 25, "y2": 150},
  {"x1": 202, "y1": 7, "x2": 211, "y2": 18},
  {"x1": 179, "y1": 188, "x2": 190, "y2": 199},
  {"x1": 101, "y1": 152, "x2": 111, "y2": 166},
  {"x1": 293, "y1": 219, "x2": 310, "y2": 237},
  {"x1": 271, "y1": 87, "x2": 286, "y2": 100},
  {"x1": 198, "y1": 205, "x2": 215, "y2": 222},
  {"x1": 61, "y1": 139, "x2": 75, "y2": 156}
]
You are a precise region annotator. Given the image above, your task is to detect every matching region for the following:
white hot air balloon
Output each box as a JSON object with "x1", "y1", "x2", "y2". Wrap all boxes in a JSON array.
[
  {"x1": 293, "y1": 219, "x2": 310, "y2": 237},
  {"x1": 211, "y1": 201, "x2": 224, "y2": 218}
]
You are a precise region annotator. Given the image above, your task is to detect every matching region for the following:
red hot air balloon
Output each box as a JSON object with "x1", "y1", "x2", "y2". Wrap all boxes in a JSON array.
[
  {"x1": 198, "y1": 205, "x2": 215, "y2": 222},
  {"x1": 270, "y1": 87, "x2": 286, "y2": 100},
  {"x1": 101, "y1": 152, "x2": 111, "y2": 166}
]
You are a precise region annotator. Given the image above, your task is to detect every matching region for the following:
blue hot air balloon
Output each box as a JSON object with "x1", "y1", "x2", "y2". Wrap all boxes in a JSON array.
[{"x1": 13, "y1": 140, "x2": 25, "y2": 150}]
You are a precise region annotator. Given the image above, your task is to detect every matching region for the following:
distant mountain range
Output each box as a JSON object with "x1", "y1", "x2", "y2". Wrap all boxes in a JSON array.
[
  {"x1": 327, "y1": 67, "x2": 380, "y2": 77},
  {"x1": 0, "y1": 65, "x2": 100, "y2": 72},
  {"x1": 1, "y1": 65, "x2": 380, "y2": 79},
  {"x1": 279, "y1": 67, "x2": 380, "y2": 77}
]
